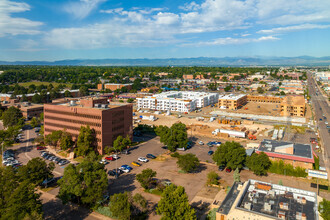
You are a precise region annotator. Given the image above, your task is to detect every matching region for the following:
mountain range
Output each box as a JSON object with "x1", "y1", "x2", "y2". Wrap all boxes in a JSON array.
[{"x1": 1, "y1": 56, "x2": 330, "y2": 66}]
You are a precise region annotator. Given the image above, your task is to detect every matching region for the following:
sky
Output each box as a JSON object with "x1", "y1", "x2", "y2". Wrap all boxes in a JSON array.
[{"x1": 0, "y1": 0, "x2": 330, "y2": 61}]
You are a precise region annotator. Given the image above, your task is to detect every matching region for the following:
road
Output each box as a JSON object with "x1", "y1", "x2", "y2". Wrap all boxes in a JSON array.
[{"x1": 307, "y1": 72, "x2": 330, "y2": 172}]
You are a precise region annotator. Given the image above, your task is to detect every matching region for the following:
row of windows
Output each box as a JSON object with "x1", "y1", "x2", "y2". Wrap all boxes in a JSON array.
[
  {"x1": 45, "y1": 109, "x2": 102, "y2": 120},
  {"x1": 45, "y1": 127, "x2": 102, "y2": 143},
  {"x1": 45, "y1": 122, "x2": 101, "y2": 135},
  {"x1": 112, "y1": 124, "x2": 124, "y2": 132},
  {"x1": 112, "y1": 117, "x2": 125, "y2": 125},
  {"x1": 112, "y1": 111, "x2": 125, "y2": 118},
  {"x1": 46, "y1": 115, "x2": 101, "y2": 127}
]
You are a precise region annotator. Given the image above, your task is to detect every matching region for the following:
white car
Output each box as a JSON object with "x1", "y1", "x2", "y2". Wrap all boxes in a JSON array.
[
  {"x1": 118, "y1": 167, "x2": 130, "y2": 173},
  {"x1": 199, "y1": 141, "x2": 204, "y2": 145},
  {"x1": 138, "y1": 157, "x2": 149, "y2": 163},
  {"x1": 99, "y1": 159, "x2": 109, "y2": 165},
  {"x1": 325, "y1": 121, "x2": 328, "y2": 125},
  {"x1": 111, "y1": 154, "x2": 119, "y2": 159}
]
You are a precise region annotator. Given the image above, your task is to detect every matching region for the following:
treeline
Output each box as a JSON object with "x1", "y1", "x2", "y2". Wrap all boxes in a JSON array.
[{"x1": 0, "y1": 66, "x2": 277, "y2": 85}]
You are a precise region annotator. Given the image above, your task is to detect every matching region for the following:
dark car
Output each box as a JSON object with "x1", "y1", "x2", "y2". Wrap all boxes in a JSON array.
[
  {"x1": 208, "y1": 150, "x2": 214, "y2": 155},
  {"x1": 41, "y1": 178, "x2": 56, "y2": 187},
  {"x1": 219, "y1": 166, "x2": 225, "y2": 171},
  {"x1": 320, "y1": 118, "x2": 322, "y2": 121},
  {"x1": 146, "y1": 154, "x2": 156, "y2": 159},
  {"x1": 225, "y1": 168, "x2": 232, "y2": 173}
]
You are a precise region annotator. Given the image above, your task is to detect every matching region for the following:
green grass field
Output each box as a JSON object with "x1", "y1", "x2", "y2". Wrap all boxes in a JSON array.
[{"x1": 15, "y1": 82, "x2": 72, "y2": 88}]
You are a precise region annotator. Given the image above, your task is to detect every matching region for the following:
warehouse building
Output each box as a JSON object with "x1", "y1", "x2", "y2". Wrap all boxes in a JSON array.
[
  {"x1": 44, "y1": 97, "x2": 133, "y2": 155},
  {"x1": 217, "y1": 179, "x2": 318, "y2": 220}
]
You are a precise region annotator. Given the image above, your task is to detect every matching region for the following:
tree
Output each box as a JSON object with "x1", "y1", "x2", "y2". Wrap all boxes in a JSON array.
[
  {"x1": 58, "y1": 158, "x2": 108, "y2": 207},
  {"x1": 155, "y1": 123, "x2": 188, "y2": 152},
  {"x1": 207, "y1": 171, "x2": 219, "y2": 185},
  {"x1": 113, "y1": 135, "x2": 131, "y2": 152},
  {"x1": 45, "y1": 130, "x2": 63, "y2": 148},
  {"x1": 257, "y1": 87, "x2": 264, "y2": 94},
  {"x1": 60, "y1": 132, "x2": 74, "y2": 151},
  {"x1": 156, "y1": 184, "x2": 196, "y2": 220},
  {"x1": 75, "y1": 125, "x2": 97, "y2": 156},
  {"x1": 79, "y1": 86, "x2": 89, "y2": 96},
  {"x1": 319, "y1": 199, "x2": 330, "y2": 220},
  {"x1": 177, "y1": 153, "x2": 199, "y2": 173},
  {"x1": 136, "y1": 168, "x2": 157, "y2": 189},
  {"x1": 280, "y1": 91, "x2": 286, "y2": 95},
  {"x1": 132, "y1": 193, "x2": 147, "y2": 215},
  {"x1": 18, "y1": 157, "x2": 54, "y2": 186},
  {"x1": 2, "y1": 106, "x2": 23, "y2": 128},
  {"x1": 233, "y1": 168, "x2": 240, "y2": 182},
  {"x1": 30, "y1": 117, "x2": 39, "y2": 128},
  {"x1": 212, "y1": 141, "x2": 246, "y2": 170},
  {"x1": 109, "y1": 192, "x2": 131, "y2": 220},
  {"x1": 246, "y1": 152, "x2": 271, "y2": 176},
  {"x1": 127, "y1": 98, "x2": 134, "y2": 103},
  {"x1": 64, "y1": 90, "x2": 72, "y2": 97},
  {"x1": 224, "y1": 85, "x2": 231, "y2": 92}
]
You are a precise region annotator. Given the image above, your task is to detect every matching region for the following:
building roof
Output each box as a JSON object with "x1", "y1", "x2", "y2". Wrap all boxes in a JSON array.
[
  {"x1": 218, "y1": 94, "x2": 246, "y2": 100},
  {"x1": 257, "y1": 139, "x2": 314, "y2": 163},
  {"x1": 281, "y1": 95, "x2": 305, "y2": 106},
  {"x1": 218, "y1": 181, "x2": 242, "y2": 215}
]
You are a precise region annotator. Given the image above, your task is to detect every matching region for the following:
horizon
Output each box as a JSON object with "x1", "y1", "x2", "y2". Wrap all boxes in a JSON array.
[{"x1": 1, "y1": 0, "x2": 330, "y2": 61}]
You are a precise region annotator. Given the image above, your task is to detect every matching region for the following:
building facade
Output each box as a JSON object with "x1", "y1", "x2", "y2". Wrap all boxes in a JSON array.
[
  {"x1": 97, "y1": 83, "x2": 133, "y2": 91},
  {"x1": 280, "y1": 95, "x2": 305, "y2": 117},
  {"x1": 44, "y1": 97, "x2": 133, "y2": 154},
  {"x1": 218, "y1": 94, "x2": 247, "y2": 110},
  {"x1": 247, "y1": 95, "x2": 282, "y2": 103}
]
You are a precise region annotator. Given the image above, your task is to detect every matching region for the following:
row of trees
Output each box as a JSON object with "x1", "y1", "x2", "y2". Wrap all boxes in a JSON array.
[{"x1": 0, "y1": 157, "x2": 55, "y2": 219}]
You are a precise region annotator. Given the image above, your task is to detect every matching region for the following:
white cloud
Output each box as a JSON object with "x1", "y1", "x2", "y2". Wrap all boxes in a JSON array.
[
  {"x1": 0, "y1": 0, "x2": 42, "y2": 37},
  {"x1": 179, "y1": 2, "x2": 200, "y2": 11},
  {"x1": 64, "y1": 0, "x2": 106, "y2": 19},
  {"x1": 185, "y1": 35, "x2": 279, "y2": 46},
  {"x1": 258, "y1": 24, "x2": 330, "y2": 34}
]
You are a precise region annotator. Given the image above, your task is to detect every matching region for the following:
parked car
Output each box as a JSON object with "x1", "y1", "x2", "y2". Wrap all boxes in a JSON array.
[
  {"x1": 100, "y1": 159, "x2": 109, "y2": 165},
  {"x1": 208, "y1": 150, "x2": 214, "y2": 155},
  {"x1": 131, "y1": 161, "x2": 141, "y2": 167},
  {"x1": 199, "y1": 141, "x2": 204, "y2": 145},
  {"x1": 218, "y1": 166, "x2": 225, "y2": 171},
  {"x1": 225, "y1": 168, "x2": 232, "y2": 173},
  {"x1": 325, "y1": 121, "x2": 328, "y2": 125},
  {"x1": 54, "y1": 157, "x2": 62, "y2": 164},
  {"x1": 121, "y1": 165, "x2": 133, "y2": 170},
  {"x1": 41, "y1": 178, "x2": 55, "y2": 187},
  {"x1": 138, "y1": 157, "x2": 148, "y2": 163},
  {"x1": 58, "y1": 159, "x2": 70, "y2": 166},
  {"x1": 105, "y1": 156, "x2": 115, "y2": 161},
  {"x1": 118, "y1": 167, "x2": 130, "y2": 173},
  {"x1": 111, "y1": 154, "x2": 119, "y2": 160},
  {"x1": 146, "y1": 154, "x2": 156, "y2": 159}
]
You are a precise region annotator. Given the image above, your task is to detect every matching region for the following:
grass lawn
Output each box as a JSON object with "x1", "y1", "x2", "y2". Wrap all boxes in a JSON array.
[{"x1": 16, "y1": 82, "x2": 72, "y2": 88}]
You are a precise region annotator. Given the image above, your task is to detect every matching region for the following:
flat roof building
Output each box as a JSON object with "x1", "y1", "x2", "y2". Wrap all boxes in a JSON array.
[
  {"x1": 20, "y1": 103, "x2": 44, "y2": 119},
  {"x1": 44, "y1": 97, "x2": 133, "y2": 155},
  {"x1": 256, "y1": 139, "x2": 314, "y2": 169},
  {"x1": 97, "y1": 83, "x2": 133, "y2": 91},
  {"x1": 280, "y1": 95, "x2": 305, "y2": 117},
  {"x1": 217, "y1": 179, "x2": 318, "y2": 220},
  {"x1": 218, "y1": 94, "x2": 247, "y2": 110}
]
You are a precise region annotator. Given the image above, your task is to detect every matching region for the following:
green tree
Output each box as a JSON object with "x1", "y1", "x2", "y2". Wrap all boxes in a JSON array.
[
  {"x1": 75, "y1": 125, "x2": 97, "y2": 156},
  {"x1": 233, "y1": 168, "x2": 240, "y2": 182},
  {"x1": 224, "y1": 85, "x2": 231, "y2": 92},
  {"x1": 132, "y1": 193, "x2": 147, "y2": 215},
  {"x1": 246, "y1": 152, "x2": 271, "y2": 176},
  {"x1": 113, "y1": 135, "x2": 131, "y2": 152},
  {"x1": 280, "y1": 91, "x2": 286, "y2": 95},
  {"x1": 319, "y1": 199, "x2": 330, "y2": 220},
  {"x1": 207, "y1": 171, "x2": 219, "y2": 185},
  {"x1": 30, "y1": 117, "x2": 39, "y2": 128},
  {"x1": 155, "y1": 123, "x2": 188, "y2": 152},
  {"x1": 64, "y1": 90, "x2": 72, "y2": 97},
  {"x1": 45, "y1": 130, "x2": 63, "y2": 148},
  {"x1": 79, "y1": 86, "x2": 89, "y2": 96},
  {"x1": 109, "y1": 192, "x2": 131, "y2": 220},
  {"x1": 18, "y1": 157, "x2": 54, "y2": 186},
  {"x1": 60, "y1": 132, "x2": 74, "y2": 151},
  {"x1": 2, "y1": 106, "x2": 23, "y2": 128},
  {"x1": 58, "y1": 158, "x2": 108, "y2": 207},
  {"x1": 177, "y1": 153, "x2": 199, "y2": 173},
  {"x1": 212, "y1": 141, "x2": 246, "y2": 170},
  {"x1": 257, "y1": 87, "x2": 264, "y2": 94},
  {"x1": 156, "y1": 184, "x2": 196, "y2": 220},
  {"x1": 136, "y1": 168, "x2": 157, "y2": 189},
  {"x1": 127, "y1": 98, "x2": 134, "y2": 103}
]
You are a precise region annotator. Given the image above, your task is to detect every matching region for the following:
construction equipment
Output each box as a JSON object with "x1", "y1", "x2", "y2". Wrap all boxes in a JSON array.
[
  {"x1": 244, "y1": 107, "x2": 248, "y2": 110},
  {"x1": 248, "y1": 134, "x2": 257, "y2": 140}
]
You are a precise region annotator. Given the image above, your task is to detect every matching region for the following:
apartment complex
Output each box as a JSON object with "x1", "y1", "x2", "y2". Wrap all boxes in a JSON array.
[
  {"x1": 247, "y1": 95, "x2": 282, "y2": 103},
  {"x1": 280, "y1": 95, "x2": 305, "y2": 117},
  {"x1": 256, "y1": 139, "x2": 314, "y2": 169},
  {"x1": 137, "y1": 91, "x2": 219, "y2": 112},
  {"x1": 218, "y1": 94, "x2": 247, "y2": 110},
  {"x1": 216, "y1": 179, "x2": 318, "y2": 220},
  {"x1": 44, "y1": 97, "x2": 133, "y2": 155},
  {"x1": 97, "y1": 83, "x2": 133, "y2": 91}
]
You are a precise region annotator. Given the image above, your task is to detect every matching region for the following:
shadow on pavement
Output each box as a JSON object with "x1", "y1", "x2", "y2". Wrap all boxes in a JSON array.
[
  {"x1": 15, "y1": 144, "x2": 34, "y2": 154},
  {"x1": 108, "y1": 173, "x2": 137, "y2": 195}
]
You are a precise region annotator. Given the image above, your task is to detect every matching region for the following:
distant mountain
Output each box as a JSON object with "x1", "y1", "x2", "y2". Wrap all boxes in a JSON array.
[{"x1": 1, "y1": 56, "x2": 330, "y2": 66}]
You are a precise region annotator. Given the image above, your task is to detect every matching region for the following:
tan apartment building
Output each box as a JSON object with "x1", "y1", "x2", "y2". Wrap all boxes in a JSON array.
[
  {"x1": 247, "y1": 95, "x2": 282, "y2": 103},
  {"x1": 280, "y1": 95, "x2": 305, "y2": 117},
  {"x1": 218, "y1": 94, "x2": 247, "y2": 110},
  {"x1": 20, "y1": 103, "x2": 44, "y2": 119},
  {"x1": 97, "y1": 83, "x2": 133, "y2": 91},
  {"x1": 44, "y1": 97, "x2": 133, "y2": 155}
]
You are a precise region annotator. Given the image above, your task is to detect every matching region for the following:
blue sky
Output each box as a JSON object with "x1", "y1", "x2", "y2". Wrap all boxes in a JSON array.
[{"x1": 0, "y1": 0, "x2": 330, "y2": 61}]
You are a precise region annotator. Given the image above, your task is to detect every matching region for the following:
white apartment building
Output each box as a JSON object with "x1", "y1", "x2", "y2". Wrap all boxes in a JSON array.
[{"x1": 137, "y1": 91, "x2": 219, "y2": 112}]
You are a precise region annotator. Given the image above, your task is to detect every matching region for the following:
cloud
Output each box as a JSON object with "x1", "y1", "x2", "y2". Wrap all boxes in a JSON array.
[
  {"x1": 0, "y1": 0, "x2": 43, "y2": 37},
  {"x1": 64, "y1": 0, "x2": 106, "y2": 19},
  {"x1": 184, "y1": 35, "x2": 279, "y2": 46},
  {"x1": 258, "y1": 24, "x2": 330, "y2": 34}
]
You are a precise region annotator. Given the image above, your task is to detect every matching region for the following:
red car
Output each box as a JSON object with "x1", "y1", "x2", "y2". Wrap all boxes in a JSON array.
[
  {"x1": 105, "y1": 156, "x2": 115, "y2": 161},
  {"x1": 37, "y1": 146, "x2": 46, "y2": 150},
  {"x1": 225, "y1": 168, "x2": 232, "y2": 173}
]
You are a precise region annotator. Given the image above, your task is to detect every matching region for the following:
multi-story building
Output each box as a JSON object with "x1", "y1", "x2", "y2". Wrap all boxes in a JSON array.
[
  {"x1": 216, "y1": 179, "x2": 318, "y2": 220},
  {"x1": 137, "y1": 91, "x2": 218, "y2": 112},
  {"x1": 247, "y1": 95, "x2": 282, "y2": 103},
  {"x1": 44, "y1": 97, "x2": 133, "y2": 155},
  {"x1": 97, "y1": 83, "x2": 133, "y2": 91},
  {"x1": 279, "y1": 80, "x2": 305, "y2": 95},
  {"x1": 280, "y1": 95, "x2": 305, "y2": 117},
  {"x1": 256, "y1": 139, "x2": 314, "y2": 169},
  {"x1": 218, "y1": 94, "x2": 247, "y2": 110},
  {"x1": 20, "y1": 103, "x2": 44, "y2": 119}
]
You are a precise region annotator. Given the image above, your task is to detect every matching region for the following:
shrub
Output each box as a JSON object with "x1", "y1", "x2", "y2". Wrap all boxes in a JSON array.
[
  {"x1": 207, "y1": 171, "x2": 219, "y2": 185},
  {"x1": 171, "y1": 152, "x2": 180, "y2": 158},
  {"x1": 268, "y1": 160, "x2": 307, "y2": 177}
]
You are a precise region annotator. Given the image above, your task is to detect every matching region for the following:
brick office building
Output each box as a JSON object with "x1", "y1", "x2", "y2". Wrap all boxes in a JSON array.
[{"x1": 44, "y1": 97, "x2": 133, "y2": 154}]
